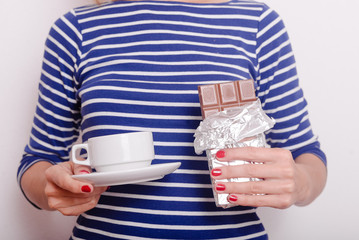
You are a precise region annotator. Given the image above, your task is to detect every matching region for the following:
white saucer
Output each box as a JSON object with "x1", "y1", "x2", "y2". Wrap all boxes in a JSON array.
[{"x1": 72, "y1": 162, "x2": 181, "y2": 186}]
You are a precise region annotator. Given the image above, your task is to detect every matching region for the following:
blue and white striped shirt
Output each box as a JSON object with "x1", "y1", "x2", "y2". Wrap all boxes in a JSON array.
[{"x1": 18, "y1": 0, "x2": 326, "y2": 239}]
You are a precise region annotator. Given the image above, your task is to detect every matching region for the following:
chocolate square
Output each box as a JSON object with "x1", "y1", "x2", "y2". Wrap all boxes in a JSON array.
[
  {"x1": 198, "y1": 79, "x2": 257, "y2": 119},
  {"x1": 237, "y1": 80, "x2": 256, "y2": 102}
]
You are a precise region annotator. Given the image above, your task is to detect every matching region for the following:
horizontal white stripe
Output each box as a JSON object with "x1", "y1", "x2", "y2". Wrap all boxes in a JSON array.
[
  {"x1": 79, "y1": 9, "x2": 259, "y2": 24},
  {"x1": 83, "y1": 29, "x2": 255, "y2": 47},
  {"x1": 80, "y1": 85, "x2": 198, "y2": 98},
  {"x1": 81, "y1": 97, "x2": 200, "y2": 108},
  {"x1": 264, "y1": 97, "x2": 304, "y2": 114},
  {"x1": 81, "y1": 58, "x2": 248, "y2": 77},
  {"x1": 263, "y1": 86, "x2": 301, "y2": 104},
  {"x1": 30, "y1": 133, "x2": 68, "y2": 152},
  {"x1": 258, "y1": 39, "x2": 290, "y2": 63},
  {"x1": 52, "y1": 24, "x2": 81, "y2": 59},
  {"x1": 74, "y1": 222, "x2": 267, "y2": 240},
  {"x1": 80, "y1": 49, "x2": 252, "y2": 70},
  {"x1": 26, "y1": 144, "x2": 69, "y2": 160},
  {"x1": 41, "y1": 70, "x2": 75, "y2": 93},
  {"x1": 154, "y1": 141, "x2": 194, "y2": 147},
  {"x1": 269, "y1": 115, "x2": 309, "y2": 133},
  {"x1": 174, "y1": 169, "x2": 209, "y2": 175},
  {"x1": 136, "y1": 181, "x2": 211, "y2": 188},
  {"x1": 36, "y1": 102, "x2": 75, "y2": 123},
  {"x1": 81, "y1": 212, "x2": 262, "y2": 230},
  {"x1": 260, "y1": 62, "x2": 297, "y2": 87},
  {"x1": 258, "y1": 7, "x2": 271, "y2": 22},
  {"x1": 82, "y1": 125, "x2": 195, "y2": 136},
  {"x1": 38, "y1": 91, "x2": 78, "y2": 114},
  {"x1": 96, "y1": 204, "x2": 256, "y2": 216},
  {"x1": 289, "y1": 125, "x2": 312, "y2": 140},
  {"x1": 257, "y1": 15, "x2": 281, "y2": 38},
  {"x1": 258, "y1": 75, "x2": 298, "y2": 98},
  {"x1": 76, "y1": 1, "x2": 263, "y2": 16},
  {"x1": 82, "y1": 39, "x2": 255, "y2": 59},
  {"x1": 283, "y1": 135, "x2": 318, "y2": 151},
  {"x1": 44, "y1": 46, "x2": 74, "y2": 73},
  {"x1": 32, "y1": 123, "x2": 77, "y2": 143},
  {"x1": 34, "y1": 112, "x2": 80, "y2": 133},
  {"x1": 82, "y1": 112, "x2": 201, "y2": 123},
  {"x1": 39, "y1": 79, "x2": 77, "y2": 105},
  {"x1": 256, "y1": 28, "x2": 287, "y2": 55},
  {"x1": 268, "y1": 125, "x2": 312, "y2": 144},
  {"x1": 155, "y1": 155, "x2": 207, "y2": 161},
  {"x1": 43, "y1": 58, "x2": 72, "y2": 82},
  {"x1": 274, "y1": 107, "x2": 307, "y2": 123},
  {"x1": 61, "y1": 13, "x2": 83, "y2": 42},
  {"x1": 102, "y1": 192, "x2": 213, "y2": 201},
  {"x1": 74, "y1": 223, "x2": 153, "y2": 240},
  {"x1": 47, "y1": 35, "x2": 76, "y2": 63},
  {"x1": 260, "y1": 51, "x2": 294, "y2": 74},
  {"x1": 83, "y1": 19, "x2": 256, "y2": 35}
]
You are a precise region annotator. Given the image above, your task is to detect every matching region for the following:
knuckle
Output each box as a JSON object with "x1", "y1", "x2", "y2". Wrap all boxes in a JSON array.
[
  {"x1": 245, "y1": 147, "x2": 257, "y2": 159},
  {"x1": 282, "y1": 181, "x2": 296, "y2": 194},
  {"x1": 47, "y1": 198, "x2": 59, "y2": 210},
  {"x1": 281, "y1": 165, "x2": 295, "y2": 179},
  {"x1": 246, "y1": 164, "x2": 257, "y2": 178},
  {"x1": 249, "y1": 182, "x2": 262, "y2": 194},
  {"x1": 278, "y1": 195, "x2": 293, "y2": 209}
]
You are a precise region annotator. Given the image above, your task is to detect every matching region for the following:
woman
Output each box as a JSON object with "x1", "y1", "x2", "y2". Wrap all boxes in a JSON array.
[{"x1": 18, "y1": 0, "x2": 327, "y2": 239}]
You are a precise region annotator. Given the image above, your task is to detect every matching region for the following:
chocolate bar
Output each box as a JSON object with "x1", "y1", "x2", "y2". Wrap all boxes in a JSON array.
[
  {"x1": 198, "y1": 79, "x2": 256, "y2": 118},
  {"x1": 195, "y1": 80, "x2": 275, "y2": 208}
]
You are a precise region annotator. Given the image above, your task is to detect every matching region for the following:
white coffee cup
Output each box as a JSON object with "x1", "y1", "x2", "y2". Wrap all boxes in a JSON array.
[{"x1": 71, "y1": 132, "x2": 154, "y2": 172}]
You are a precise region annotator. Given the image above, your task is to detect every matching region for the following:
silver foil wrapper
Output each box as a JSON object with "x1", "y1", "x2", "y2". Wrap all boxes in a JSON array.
[{"x1": 194, "y1": 99, "x2": 275, "y2": 208}]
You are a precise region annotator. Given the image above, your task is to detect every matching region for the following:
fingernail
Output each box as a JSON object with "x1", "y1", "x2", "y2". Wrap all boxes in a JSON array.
[
  {"x1": 216, "y1": 184, "x2": 226, "y2": 191},
  {"x1": 228, "y1": 194, "x2": 238, "y2": 202},
  {"x1": 216, "y1": 150, "x2": 225, "y2": 158},
  {"x1": 79, "y1": 170, "x2": 90, "y2": 174},
  {"x1": 81, "y1": 185, "x2": 91, "y2": 193},
  {"x1": 211, "y1": 168, "x2": 222, "y2": 177}
]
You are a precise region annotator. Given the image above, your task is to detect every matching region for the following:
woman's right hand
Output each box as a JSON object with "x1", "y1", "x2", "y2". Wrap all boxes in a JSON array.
[{"x1": 44, "y1": 161, "x2": 108, "y2": 216}]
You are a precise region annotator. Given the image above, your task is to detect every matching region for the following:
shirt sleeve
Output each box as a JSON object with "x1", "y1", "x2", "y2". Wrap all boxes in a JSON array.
[
  {"x1": 17, "y1": 10, "x2": 83, "y2": 207},
  {"x1": 255, "y1": 4, "x2": 327, "y2": 165}
]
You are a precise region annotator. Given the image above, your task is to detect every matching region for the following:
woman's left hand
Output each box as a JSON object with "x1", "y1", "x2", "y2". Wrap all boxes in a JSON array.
[{"x1": 211, "y1": 147, "x2": 310, "y2": 209}]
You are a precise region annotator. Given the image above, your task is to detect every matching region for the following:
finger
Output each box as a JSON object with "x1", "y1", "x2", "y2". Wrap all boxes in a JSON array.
[
  {"x1": 215, "y1": 147, "x2": 292, "y2": 164},
  {"x1": 215, "y1": 179, "x2": 295, "y2": 195},
  {"x1": 45, "y1": 163, "x2": 94, "y2": 194},
  {"x1": 56, "y1": 197, "x2": 100, "y2": 216},
  {"x1": 227, "y1": 193, "x2": 294, "y2": 209},
  {"x1": 47, "y1": 195, "x2": 96, "y2": 210},
  {"x1": 211, "y1": 163, "x2": 284, "y2": 180},
  {"x1": 57, "y1": 193, "x2": 102, "y2": 216},
  {"x1": 73, "y1": 162, "x2": 92, "y2": 175}
]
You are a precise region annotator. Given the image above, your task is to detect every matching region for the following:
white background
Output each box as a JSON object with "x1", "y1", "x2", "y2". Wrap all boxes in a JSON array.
[{"x1": 1, "y1": 0, "x2": 358, "y2": 239}]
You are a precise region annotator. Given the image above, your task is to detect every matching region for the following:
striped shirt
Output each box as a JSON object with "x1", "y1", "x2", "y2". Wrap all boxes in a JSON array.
[{"x1": 18, "y1": 0, "x2": 326, "y2": 239}]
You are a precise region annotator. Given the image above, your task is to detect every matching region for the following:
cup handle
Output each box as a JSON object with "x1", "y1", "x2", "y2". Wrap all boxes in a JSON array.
[{"x1": 71, "y1": 143, "x2": 91, "y2": 166}]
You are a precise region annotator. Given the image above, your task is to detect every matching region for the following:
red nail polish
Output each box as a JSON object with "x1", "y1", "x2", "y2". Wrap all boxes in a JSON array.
[
  {"x1": 211, "y1": 168, "x2": 222, "y2": 177},
  {"x1": 81, "y1": 185, "x2": 91, "y2": 193},
  {"x1": 216, "y1": 184, "x2": 226, "y2": 191},
  {"x1": 228, "y1": 195, "x2": 238, "y2": 202},
  {"x1": 216, "y1": 150, "x2": 225, "y2": 158}
]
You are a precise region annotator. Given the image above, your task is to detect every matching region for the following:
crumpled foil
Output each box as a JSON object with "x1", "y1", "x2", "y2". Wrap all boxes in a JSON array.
[{"x1": 194, "y1": 99, "x2": 275, "y2": 208}]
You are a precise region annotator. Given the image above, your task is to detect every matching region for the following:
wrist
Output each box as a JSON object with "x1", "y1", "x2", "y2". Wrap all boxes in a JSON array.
[
  {"x1": 294, "y1": 163, "x2": 312, "y2": 206},
  {"x1": 293, "y1": 153, "x2": 327, "y2": 206}
]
